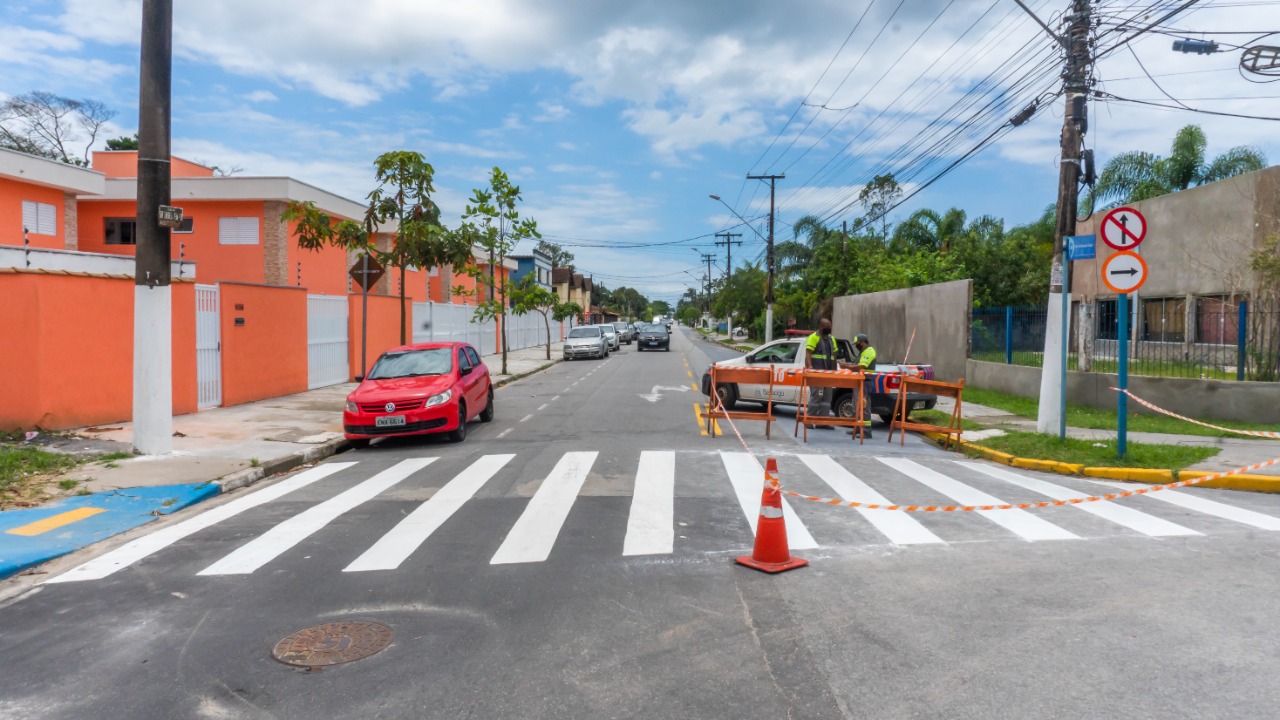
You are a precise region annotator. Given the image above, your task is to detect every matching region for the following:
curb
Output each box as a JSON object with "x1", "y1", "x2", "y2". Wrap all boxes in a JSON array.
[
  {"x1": 930, "y1": 432, "x2": 1280, "y2": 494},
  {"x1": 215, "y1": 437, "x2": 352, "y2": 492},
  {"x1": 494, "y1": 357, "x2": 563, "y2": 389}
]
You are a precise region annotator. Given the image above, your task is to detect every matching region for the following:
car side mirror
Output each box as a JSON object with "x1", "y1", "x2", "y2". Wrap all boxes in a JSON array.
[{"x1": 354, "y1": 375, "x2": 364, "y2": 382}]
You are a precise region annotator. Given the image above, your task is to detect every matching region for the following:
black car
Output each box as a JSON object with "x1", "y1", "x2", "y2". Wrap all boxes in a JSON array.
[{"x1": 636, "y1": 323, "x2": 670, "y2": 351}]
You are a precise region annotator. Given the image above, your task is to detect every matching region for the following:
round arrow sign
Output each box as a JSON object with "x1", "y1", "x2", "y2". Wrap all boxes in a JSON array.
[
  {"x1": 1101, "y1": 251, "x2": 1148, "y2": 294},
  {"x1": 1101, "y1": 206, "x2": 1147, "y2": 251}
]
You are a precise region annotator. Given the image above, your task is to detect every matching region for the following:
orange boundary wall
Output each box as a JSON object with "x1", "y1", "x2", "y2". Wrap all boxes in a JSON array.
[
  {"x1": 218, "y1": 282, "x2": 308, "y2": 406},
  {"x1": 348, "y1": 294, "x2": 414, "y2": 379},
  {"x1": 0, "y1": 273, "x2": 197, "y2": 431}
]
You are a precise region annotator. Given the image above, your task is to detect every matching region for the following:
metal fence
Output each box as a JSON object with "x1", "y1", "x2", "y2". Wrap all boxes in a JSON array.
[
  {"x1": 970, "y1": 298, "x2": 1280, "y2": 381},
  {"x1": 411, "y1": 302, "x2": 569, "y2": 355}
]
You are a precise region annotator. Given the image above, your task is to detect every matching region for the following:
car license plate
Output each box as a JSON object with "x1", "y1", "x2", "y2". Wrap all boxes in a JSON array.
[
  {"x1": 912, "y1": 401, "x2": 926, "y2": 410},
  {"x1": 375, "y1": 415, "x2": 406, "y2": 427}
]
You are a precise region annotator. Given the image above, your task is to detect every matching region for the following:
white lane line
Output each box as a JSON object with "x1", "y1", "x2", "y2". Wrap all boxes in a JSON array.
[
  {"x1": 799, "y1": 456, "x2": 943, "y2": 545},
  {"x1": 497, "y1": 428, "x2": 513, "y2": 439},
  {"x1": 1087, "y1": 478, "x2": 1280, "y2": 531},
  {"x1": 552, "y1": 396, "x2": 561, "y2": 402},
  {"x1": 537, "y1": 404, "x2": 548, "y2": 411},
  {"x1": 720, "y1": 452, "x2": 818, "y2": 549},
  {"x1": 623, "y1": 451, "x2": 675, "y2": 556},
  {"x1": 877, "y1": 458, "x2": 1078, "y2": 541},
  {"x1": 959, "y1": 462, "x2": 1200, "y2": 537},
  {"x1": 198, "y1": 459, "x2": 434, "y2": 575},
  {"x1": 345, "y1": 455, "x2": 514, "y2": 572},
  {"x1": 491, "y1": 452, "x2": 598, "y2": 564},
  {"x1": 520, "y1": 414, "x2": 534, "y2": 423},
  {"x1": 46, "y1": 462, "x2": 357, "y2": 584}
]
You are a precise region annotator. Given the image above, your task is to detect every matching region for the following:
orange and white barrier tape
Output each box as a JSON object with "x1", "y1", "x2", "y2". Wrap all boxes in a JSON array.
[
  {"x1": 780, "y1": 454, "x2": 1280, "y2": 512},
  {"x1": 1114, "y1": 388, "x2": 1280, "y2": 439}
]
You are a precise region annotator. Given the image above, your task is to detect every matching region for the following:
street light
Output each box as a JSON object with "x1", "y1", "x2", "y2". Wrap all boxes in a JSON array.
[{"x1": 709, "y1": 193, "x2": 774, "y2": 341}]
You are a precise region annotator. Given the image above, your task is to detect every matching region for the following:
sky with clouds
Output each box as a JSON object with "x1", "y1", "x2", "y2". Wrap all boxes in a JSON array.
[{"x1": 3, "y1": 0, "x2": 1278, "y2": 302}]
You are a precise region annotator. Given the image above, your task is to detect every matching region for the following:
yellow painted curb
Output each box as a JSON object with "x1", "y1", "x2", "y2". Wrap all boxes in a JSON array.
[
  {"x1": 1012, "y1": 457, "x2": 1083, "y2": 475},
  {"x1": 1171, "y1": 472, "x2": 1280, "y2": 494},
  {"x1": 1081, "y1": 467, "x2": 1174, "y2": 482}
]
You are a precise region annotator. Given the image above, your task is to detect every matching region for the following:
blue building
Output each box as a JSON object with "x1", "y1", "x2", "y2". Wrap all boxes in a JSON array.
[{"x1": 509, "y1": 247, "x2": 553, "y2": 291}]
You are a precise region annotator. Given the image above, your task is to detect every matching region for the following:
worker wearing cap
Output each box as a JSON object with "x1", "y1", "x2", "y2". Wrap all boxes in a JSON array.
[
  {"x1": 841, "y1": 333, "x2": 877, "y2": 437},
  {"x1": 803, "y1": 319, "x2": 837, "y2": 429}
]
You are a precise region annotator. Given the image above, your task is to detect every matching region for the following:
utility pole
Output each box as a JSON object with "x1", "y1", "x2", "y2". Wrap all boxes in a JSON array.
[
  {"x1": 1017, "y1": 0, "x2": 1093, "y2": 435},
  {"x1": 715, "y1": 231, "x2": 742, "y2": 337},
  {"x1": 698, "y1": 252, "x2": 716, "y2": 318},
  {"x1": 746, "y1": 173, "x2": 783, "y2": 342},
  {"x1": 133, "y1": 0, "x2": 173, "y2": 455}
]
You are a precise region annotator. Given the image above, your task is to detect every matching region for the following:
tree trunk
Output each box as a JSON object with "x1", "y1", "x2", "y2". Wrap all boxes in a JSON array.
[
  {"x1": 399, "y1": 262, "x2": 407, "y2": 345},
  {"x1": 544, "y1": 312, "x2": 551, "y2": 360},
  {"x1": 500, "y1": 267, "x2": 509, "y2": 375}
]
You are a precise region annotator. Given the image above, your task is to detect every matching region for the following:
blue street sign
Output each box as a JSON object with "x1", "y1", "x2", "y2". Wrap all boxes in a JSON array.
[{"x1": 1066, "y1": 234, "x2": 1096, "y2": 260}]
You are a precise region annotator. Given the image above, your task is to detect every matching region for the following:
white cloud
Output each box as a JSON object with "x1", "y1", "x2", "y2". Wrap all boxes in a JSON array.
[
  {"x1": 533, "y1": 102, "x2": 570, "y2": 122},
  {"x1": 244, "y1": 90, "x2": 278, "y2": 103}
]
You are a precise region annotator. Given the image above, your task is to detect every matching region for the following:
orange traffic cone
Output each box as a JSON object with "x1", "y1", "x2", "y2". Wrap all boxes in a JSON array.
[{"x1": 736, "y1": 458, "x2": 809, "y2": 574}]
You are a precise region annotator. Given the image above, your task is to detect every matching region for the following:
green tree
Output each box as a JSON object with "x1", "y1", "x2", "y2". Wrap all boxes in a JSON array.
[
  {"x1": 711, "y1": 263, "x2": 767, "y2": 328},
  {"x1": 535, "y1": 240, "x2": 574, "y2": 272},
  {"x1": 890, "y1": 207, "x2": 968, "y2": 254},
  {"x1": 105, "y1": 134, "x2": 138, "y2": 150},
  {"x1": 511, "y1": 274, "x2": 569, "y2": 360},
  {"x1": 676, "y1": 304, "x2": 700, "y2": 327},
  {"x1": 1092, "y1": 124, "x2": 1266, "y2": 207},
  {"x1": 648, "y1": 300, "x2": 672, "y2": 318},
  {"x1": 458, "y1": 167, "x2": 541, "y2": 375},
  {"x1": 856, "y1": 173, "x2": 903, "y2": 240}
]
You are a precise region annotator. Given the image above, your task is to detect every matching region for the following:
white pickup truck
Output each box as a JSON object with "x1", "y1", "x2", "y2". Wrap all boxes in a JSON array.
[{"x1": 699, "y1": 335, "x2": 938, "y2": 424}]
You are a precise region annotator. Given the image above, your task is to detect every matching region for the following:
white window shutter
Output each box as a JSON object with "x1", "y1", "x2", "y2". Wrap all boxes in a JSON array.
[
  {"x1": 22, "y1": 201, "x2": 38, "y2": 233},
  {"x1": 218, "y1": 216, "x2": 259, "y2": 245},
  {"x1": 38, "y1": 202, "x2": 56, "y2": 235}
]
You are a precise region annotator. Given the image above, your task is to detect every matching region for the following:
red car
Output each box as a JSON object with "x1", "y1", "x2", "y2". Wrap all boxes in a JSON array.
[{"x1": 343, "y1": 342, "x2": 494, "y2": 446}]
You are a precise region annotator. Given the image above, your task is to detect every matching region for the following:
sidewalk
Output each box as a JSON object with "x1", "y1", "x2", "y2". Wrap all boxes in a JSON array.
[
  {"x1": 0, "y1": 341, "x2": 563, "y2": 579},
  {"x1": 936, "y1": 396, "x2": 1280, "y2": 477}
]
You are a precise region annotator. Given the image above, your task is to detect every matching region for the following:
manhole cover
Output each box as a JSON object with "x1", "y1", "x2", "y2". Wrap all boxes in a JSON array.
[{"x1": 272, "y1": 621, "x2": 393, "y2": 670}]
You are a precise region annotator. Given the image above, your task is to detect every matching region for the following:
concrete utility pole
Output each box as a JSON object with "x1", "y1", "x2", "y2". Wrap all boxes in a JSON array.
[
  {"x1": 698, "y1": 252, "x2": 716, "y2": 317},
  {"x1": 746, "y1": 173, "x2": 783, "y2": 343},
  {"x1": 1033, "y1": 0, "x2": 1093, "y2": 435},
  {"x1": 133, "y1": 0, "x2": 174, "y2": 455}
]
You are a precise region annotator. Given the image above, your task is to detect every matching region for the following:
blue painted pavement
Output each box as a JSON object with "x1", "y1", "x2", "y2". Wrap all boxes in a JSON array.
[{"x1": 0, "y1": 484, "x2": 219, "y2": 580}]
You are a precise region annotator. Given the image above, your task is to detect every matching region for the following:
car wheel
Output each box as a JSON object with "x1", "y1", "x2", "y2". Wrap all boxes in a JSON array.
[
  {"x1": 347, "y1": 438, "x2": 370, "y2": 449},
  {"x1": 834, "y1": 394, "x2": 855, "y2": 419},
  {"x1": 448, "y1": 403, "x2": 467, "y2": 443},
  {"x1": 637, "y1": 345, "x2": 643, "y2": 352},
  {"x1": 479, "y1": 386, "x2": 495, "y2": 422},
  {"x1": 713, "y1": 383, "x2": 737, "y2": 411},
  {"x1": 878, "y1": 413, "x2": 896, "y2": 425}
]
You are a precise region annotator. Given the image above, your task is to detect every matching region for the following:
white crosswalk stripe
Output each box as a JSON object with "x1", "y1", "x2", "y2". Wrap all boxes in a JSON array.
[
  {"x1": 798, "y1": 455, "x2": 944, "y2": 546},
  {"x1": 623, "y1": 451, "x2": 675, "y2": 556},
  {"x1": 345, "y1": 454, "x2": 515, "y2": 572},
  {"x1": 42, "y1": 451, "x2": 1280, "y2": 584},
  {"x1": 490, "y1": 452, "x2": 598, "y2": 564},
  {"x1": 198, "y1": 458, "x2": 435, "y2": 576},
  {"x1": 877, "y1": 458, "x2": 1080, "y2": 541},
  {"x1": 958, "y1": 462, "x2": 1202, "y2": 537},
  {"x1": 1086, "y1": 478, "x2": 1280, "y2": 531},
  {"x1": 45, "y1": 462, "x2": 357, "y2": 584},
  {"x1": 720, "y1": 452, "x2": 819, "y2": 550}
]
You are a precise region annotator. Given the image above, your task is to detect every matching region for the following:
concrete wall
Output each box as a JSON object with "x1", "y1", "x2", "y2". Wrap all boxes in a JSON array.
[
  {"x1": 833, "y1": 279, "x2": 972, "y2": 381},
  {"x1": 967, "y1": 359, "x2": 1280, "y2": 424},
  {"x1": 1072, "y1": 165, "x2": 1280, "y2": 301}
]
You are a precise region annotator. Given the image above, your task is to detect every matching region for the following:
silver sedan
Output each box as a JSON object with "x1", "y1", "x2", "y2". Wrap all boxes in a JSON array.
[{"x1": 563, "y1": 326, "x2": 609, "y2": 360}]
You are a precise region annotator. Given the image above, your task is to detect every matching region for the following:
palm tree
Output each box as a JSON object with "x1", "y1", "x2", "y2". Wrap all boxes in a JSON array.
[
  {"x1": 1092, "y1": 124, "x2": 1266, "y2": 207},
  {"x1": 890, "y1": 207, "x2": 968, "y2": 254}
]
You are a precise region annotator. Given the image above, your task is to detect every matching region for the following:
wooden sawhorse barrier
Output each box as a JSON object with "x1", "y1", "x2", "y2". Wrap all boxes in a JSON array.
[
  {"x1": 792, "y1": 368, "x2": 869, "y2": 444},
  {"x1": 888, "y1": 376, "x2": 964, "y2": 449},
  {"x1": 706, "y1": 365, "x2": 779, "y2": 439}
]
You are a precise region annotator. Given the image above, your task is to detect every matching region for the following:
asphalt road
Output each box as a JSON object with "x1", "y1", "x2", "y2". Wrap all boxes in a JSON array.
[{"x1": 5, "y1": 327, "x2": 1280, "y2": 719}]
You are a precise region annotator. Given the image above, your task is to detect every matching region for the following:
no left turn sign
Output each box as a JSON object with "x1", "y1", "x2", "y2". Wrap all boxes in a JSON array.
[
  {"x1": 1101, "y1": 251, "x2": 1148, "y2": 294},
  {"x1": 1101, "y1": 206, "x2": 1146, "y2": 251}
]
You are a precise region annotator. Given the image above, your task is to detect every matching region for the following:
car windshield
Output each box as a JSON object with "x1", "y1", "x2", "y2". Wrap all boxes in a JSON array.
[
  {"x1": 568, "y1": 327, "x2": 601, "y2": 338},
  {"x1": 643, "y1": 324, "x2": 668, "y2": 334},
  {"x1": 600, "y1": 326, "x2": 616, "y2": 334},
  {"x1": 367, "y1": 348, "x2": 453, "y2": 379}
]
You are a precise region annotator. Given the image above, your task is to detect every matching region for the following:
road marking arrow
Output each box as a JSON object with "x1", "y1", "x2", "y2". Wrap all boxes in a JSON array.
[{"x1": 639, "y1": 385, "x2": 692, "y2": 402}]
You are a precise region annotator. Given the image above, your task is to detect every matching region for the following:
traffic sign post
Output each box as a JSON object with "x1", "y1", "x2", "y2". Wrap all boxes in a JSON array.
[
  {"x1": 1101, "y1": 244, "x2": 1148, "y2": 459},
  {"x1": 349, "y1": 253, "x2": 385, "y2": 379}
]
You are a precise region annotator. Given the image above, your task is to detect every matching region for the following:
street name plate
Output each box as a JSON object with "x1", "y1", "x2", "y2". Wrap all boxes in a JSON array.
[
  {"x1": 157, "y1": 205, "x2": 184, "y2": 229},
  {"x1": 348, "y1": 254, "x2": 386, "y2": 291}
]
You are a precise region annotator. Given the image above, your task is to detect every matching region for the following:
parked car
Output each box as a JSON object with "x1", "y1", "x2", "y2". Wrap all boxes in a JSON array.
[
  {"x1": 698, "y1": 337, "x2": 937, "y2": 423},
  {"x1": 598, "y1": 324, "x2": 621, "y2": 351},
  {"x1": 636, "y1": 323, "x2": 671, "y2": 351},
  {"x1": 612, "y1": 322, "x2": 633, "y2": 344},
  {"x1": 343, "y1": 342, "x2": 493, "y2": 445},
  {"x1": 564, "y1": 325, "x2": 609, "y2": 360}
]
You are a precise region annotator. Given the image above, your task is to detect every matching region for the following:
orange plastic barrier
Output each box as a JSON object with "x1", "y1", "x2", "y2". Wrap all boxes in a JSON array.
[
  {"x1": 889, "y1": 376, "x2": 964, "y2": 449},
  {"x1": 706, "y1": 365, "x2": 778, "y2": 439},
  {"x1": 792, "y1": 368, "x2": 869, "y2": 443}
]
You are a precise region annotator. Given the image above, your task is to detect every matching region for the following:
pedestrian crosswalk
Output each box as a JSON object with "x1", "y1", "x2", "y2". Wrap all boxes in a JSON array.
[{"x1": 44, "y1": 451, "x2": 1280, "y2": 584}]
